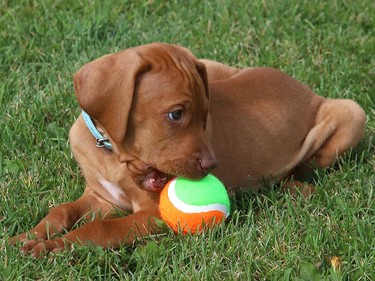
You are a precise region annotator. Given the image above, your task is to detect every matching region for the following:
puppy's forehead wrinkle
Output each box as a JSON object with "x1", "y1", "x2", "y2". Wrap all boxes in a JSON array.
[{"x1": 138, "y1": 45, "x2": 199, "y2": 89}]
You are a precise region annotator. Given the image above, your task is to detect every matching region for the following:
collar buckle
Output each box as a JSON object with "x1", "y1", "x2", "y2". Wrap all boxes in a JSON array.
[
  {"x1": 96, "y1": 138, "x2": 109, "y2": 148},
  {"x1": 82, "y1": 110, "x2": 112, "y2": 150}
]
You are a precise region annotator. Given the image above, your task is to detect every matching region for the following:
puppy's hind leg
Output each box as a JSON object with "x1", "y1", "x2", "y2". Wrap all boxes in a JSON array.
[
  {"x1": 309, "y1": 99, "x2": 366, "y2": 168},
  {"x1": 284, "y1": 99, "x2": 365, "y2": 196}
]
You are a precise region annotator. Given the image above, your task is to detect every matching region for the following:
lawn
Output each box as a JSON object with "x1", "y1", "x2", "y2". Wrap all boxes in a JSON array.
[{"x1": 1, "y1": 0, "x2": 374, "y2": 280}]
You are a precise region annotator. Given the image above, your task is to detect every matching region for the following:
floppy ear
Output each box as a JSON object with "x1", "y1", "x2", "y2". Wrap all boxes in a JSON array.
[
  {"x1": 74, "y1": 49, "x2": 150, "y2": 147},
  {"x1": 195, "y1": 61, "x2": 209, "y2": 99}
]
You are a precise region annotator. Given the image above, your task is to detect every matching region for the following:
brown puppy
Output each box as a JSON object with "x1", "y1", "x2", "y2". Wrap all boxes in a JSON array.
[{"x1": 9, "y1": 43, "x2": 366, "y2": 257}]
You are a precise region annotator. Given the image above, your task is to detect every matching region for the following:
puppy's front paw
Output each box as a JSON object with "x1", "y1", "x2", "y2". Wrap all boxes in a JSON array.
[
  {"x1": 8, "y1": 233, "x2": 28, "y2": 246},
  {"x1": 20, "y1": 239, "x2": 65, "y2": 258}
]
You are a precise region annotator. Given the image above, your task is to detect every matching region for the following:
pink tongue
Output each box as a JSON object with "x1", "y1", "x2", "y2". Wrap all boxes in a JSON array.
[{"x1": 142, "y1": 170, "x2": 169, "y2": 192}]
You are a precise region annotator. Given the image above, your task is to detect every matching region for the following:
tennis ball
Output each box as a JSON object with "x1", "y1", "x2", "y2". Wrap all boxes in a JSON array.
[{"x1": 159, "y1": 174, "x2": 230, "y2": 234}]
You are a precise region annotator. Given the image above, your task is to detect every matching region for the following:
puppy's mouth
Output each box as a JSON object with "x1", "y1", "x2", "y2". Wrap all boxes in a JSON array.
[
  {"x1": 126, "y1": 159, "x2": 175, "y2": 192},
  {"x1": 141, "y1": 169, "x2": 173, "y2": 192},
  {"x1": 127, "y1": 158, "x2": 213, "y2": 192}
]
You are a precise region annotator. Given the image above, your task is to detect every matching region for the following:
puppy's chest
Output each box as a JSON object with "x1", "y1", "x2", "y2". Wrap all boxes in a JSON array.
[{"x1": 98, "y1": 178, "x2": 133, "y2": 211}]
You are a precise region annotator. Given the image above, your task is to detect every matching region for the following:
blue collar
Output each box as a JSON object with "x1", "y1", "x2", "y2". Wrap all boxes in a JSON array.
[{"x1": 82, "y1": 111, "x2": 112, "y2": 150}]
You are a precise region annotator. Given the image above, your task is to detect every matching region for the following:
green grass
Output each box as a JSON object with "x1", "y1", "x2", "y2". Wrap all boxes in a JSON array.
[{"x1": 1, "y1": 0, "x2": 374, "y2": 280}]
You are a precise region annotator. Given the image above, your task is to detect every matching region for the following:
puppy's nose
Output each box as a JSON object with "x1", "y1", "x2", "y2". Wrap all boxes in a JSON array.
[{"x1": 199, "y1": 159, "x2": 218, "y2": 173}]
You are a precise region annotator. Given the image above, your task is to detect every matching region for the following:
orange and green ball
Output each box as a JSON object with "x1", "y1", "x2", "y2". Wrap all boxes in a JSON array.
[{"x1": 159, "y1": 174, "x2": 230, "y2": 234}]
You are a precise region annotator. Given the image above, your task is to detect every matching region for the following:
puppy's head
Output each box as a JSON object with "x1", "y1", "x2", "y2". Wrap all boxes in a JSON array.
[{"x1": 74, "y1": 43, "x2": 216, "y2": 191}]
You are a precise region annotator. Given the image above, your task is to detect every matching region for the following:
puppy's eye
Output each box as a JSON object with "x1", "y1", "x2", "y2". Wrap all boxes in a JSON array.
[{"x1": 168, "y1": 110, "x2": 183, "y2": 121}]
